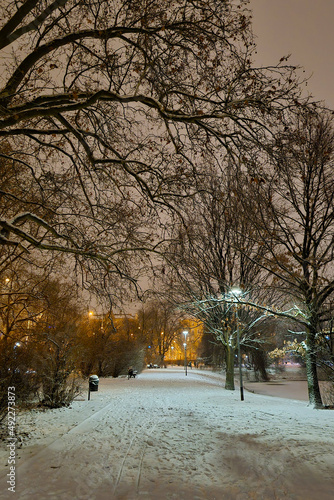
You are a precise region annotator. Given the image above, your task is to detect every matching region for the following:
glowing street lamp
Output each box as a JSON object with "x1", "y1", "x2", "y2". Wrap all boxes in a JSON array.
[
  {"x1": 230, "y1": 288, "x2": 244, "y2": 401},
  {"x1": 183, "y1": 343, "x2": 188, "y2": 376},
  {"x1": 88, "y1": 310, "x2": 107, "y2": 334}
]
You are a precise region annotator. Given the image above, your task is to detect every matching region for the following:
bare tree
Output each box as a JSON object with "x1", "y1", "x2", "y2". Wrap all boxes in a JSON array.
[
  {"x1": 77, "y1": 312, "x2": 146, "y2": 377},
  {"x1": 29, "y1": 279, "x2": 84, "y2": 407},
  {"x1": 162, "y1": 164, "x2": 272, "y2": 389},
  {"x1": 0, "y1": 0, "x2": 304, "y2": 296},
  {"x1": 136, "y1": 299, "x2": 183, "y2": 365},
  {"x1": 0, "y1": 259, "x2": 62, "y2": 342},
  {"x1": 239, "y1": 107, "x2": 334, "y2": 408},
  {"x1": 0, "y1": 271, "x2": 85, "y2": 415}
]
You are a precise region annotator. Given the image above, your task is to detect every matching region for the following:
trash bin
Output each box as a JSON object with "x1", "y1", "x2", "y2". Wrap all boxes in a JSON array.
[{"x1": 89, "y1": 375, "x2": 99, "y2": 392}]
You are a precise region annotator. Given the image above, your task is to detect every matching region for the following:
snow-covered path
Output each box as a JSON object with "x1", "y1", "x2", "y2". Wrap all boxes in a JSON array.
[{"x1": 1, "y1": 369, "x2": 334, "y2": 499}]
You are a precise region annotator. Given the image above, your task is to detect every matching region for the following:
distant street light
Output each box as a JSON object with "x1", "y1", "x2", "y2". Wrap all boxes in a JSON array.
[
  {"x1": 88, "y1": 310, "x2": 106, "y2": 332},
  {"x1": 230, "y1": 288, "x2": 244, "y2": 401},
  {"x1": 183, "y1": 330, "x2": 188, "y2": 376}
]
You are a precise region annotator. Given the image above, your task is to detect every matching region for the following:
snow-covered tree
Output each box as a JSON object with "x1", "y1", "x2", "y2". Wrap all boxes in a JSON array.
[
  {"x1": 161, "y1": 165, "x2": 273, "y2": 390},
  {"x1": 239, "y1": 107, "x2": 334, "y2": 408}
]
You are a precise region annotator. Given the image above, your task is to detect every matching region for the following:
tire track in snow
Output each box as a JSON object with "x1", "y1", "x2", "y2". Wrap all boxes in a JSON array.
[
  {"x1": 136, "y1": 422, "x2": 157, "y2": 493},
  {"x1": 112, "y1": 419, "x2": 158, "y2": 496}
]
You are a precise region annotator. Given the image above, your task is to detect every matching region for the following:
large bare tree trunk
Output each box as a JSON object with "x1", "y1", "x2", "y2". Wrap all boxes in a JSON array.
[
  {"x1": 306, "y1": 329, "x2": 323, "y2": 408},
  {"x1": 225, "y1": 344, "x2": 235, "y2": 390}
]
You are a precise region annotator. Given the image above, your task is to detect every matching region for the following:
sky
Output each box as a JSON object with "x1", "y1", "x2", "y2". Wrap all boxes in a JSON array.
[{"x1": 250, "y1": 0, "x2": 334, "y2": 109}]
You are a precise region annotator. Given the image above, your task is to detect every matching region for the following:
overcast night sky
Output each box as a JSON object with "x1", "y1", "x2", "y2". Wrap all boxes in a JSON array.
[{"x1": 250, "y1": 0, "x2": 334, "y2": 109}]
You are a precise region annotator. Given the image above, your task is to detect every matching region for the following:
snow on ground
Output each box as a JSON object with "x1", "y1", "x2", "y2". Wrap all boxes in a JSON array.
[{"x1": 1, "y1": 368, "x2": 334, "y2": 500}]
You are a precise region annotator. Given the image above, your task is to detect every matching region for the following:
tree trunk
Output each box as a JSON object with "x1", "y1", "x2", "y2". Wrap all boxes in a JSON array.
[
  {"x1": 225, "y1": 344, "x2": 235, "y2": 390},
  {"x1": 305, "y1": 329, "x2": 323, "y2": 408}
]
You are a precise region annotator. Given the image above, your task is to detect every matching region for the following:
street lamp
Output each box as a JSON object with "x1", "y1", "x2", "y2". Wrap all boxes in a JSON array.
[
  {"x1": 183, "y1": 343, "x2": 188, "y2": 376},
  {"x1": 183, "y1": 330, "x2": 188, "y2": 376},
  {"x1": 230, "y1": 288, "x2": 244, "y2": 401},
  {"x1": 88, "y1": 310, "x2": 106, "y2": 332}
]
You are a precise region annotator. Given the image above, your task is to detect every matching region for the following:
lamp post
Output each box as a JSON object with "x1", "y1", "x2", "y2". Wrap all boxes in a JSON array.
[
  {"x1": 183, "y1": 343, "x2": 187, "y2": 375},
  {"x1": 183, "y1": 330, "x2": 188, "y2": 376},
  {"x1": 88, "y1": 310, "x2": 106, "y2": 332},
  {"x1": 231, "y1": 288, "x2": 244, "y2": 401}
]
